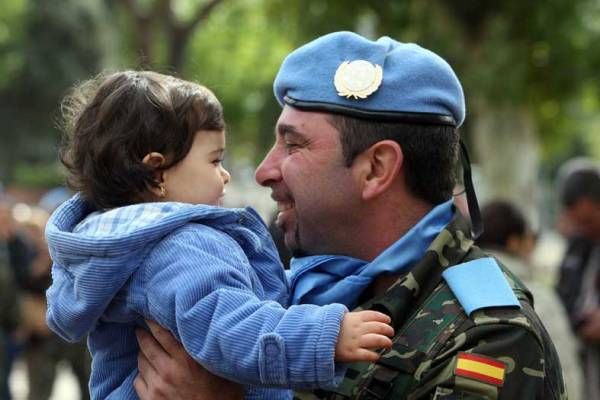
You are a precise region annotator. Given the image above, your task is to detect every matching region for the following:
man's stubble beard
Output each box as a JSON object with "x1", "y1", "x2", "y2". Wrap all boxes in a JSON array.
[{"x1": 289, "y1": 227, "x2": 307, "y2": 258}]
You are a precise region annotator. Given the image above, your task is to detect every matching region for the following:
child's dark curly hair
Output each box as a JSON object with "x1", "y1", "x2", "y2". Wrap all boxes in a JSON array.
[{"x1": 59, "y1": 71, "x2": 225, "y2": 209}]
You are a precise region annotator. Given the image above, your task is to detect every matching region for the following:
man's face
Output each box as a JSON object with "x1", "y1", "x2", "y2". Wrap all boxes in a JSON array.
[
  {"x1": 255, "y1": 106, "x2": 359, "y2": 256},
  {"x1": 565, "y1": 197, "x2": 600, "y2": 242}
]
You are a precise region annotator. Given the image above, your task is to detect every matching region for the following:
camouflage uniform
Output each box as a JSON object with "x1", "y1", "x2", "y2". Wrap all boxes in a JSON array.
[{"x1": 295, "y1": 212, "x2": 566, "y2": 400}]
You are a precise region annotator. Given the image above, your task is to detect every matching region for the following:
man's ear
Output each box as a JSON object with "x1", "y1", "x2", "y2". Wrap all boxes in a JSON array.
[
  {"x1": 353, "y1": 140, "x2": 403, "y2": 201},
  {"x1": 142, "y1": 152, "x2": 166, "y2": 196}
]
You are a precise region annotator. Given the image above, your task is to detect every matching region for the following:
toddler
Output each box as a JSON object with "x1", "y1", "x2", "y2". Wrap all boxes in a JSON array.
[{"x1": 45, "y1": 71, "x2": 394, "y2": 399}]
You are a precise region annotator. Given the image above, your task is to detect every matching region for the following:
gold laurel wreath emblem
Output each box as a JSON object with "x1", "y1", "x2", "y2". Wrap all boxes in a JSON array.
[{"x1": 334, "y1": 60, "x2": 383, "y2": 99}]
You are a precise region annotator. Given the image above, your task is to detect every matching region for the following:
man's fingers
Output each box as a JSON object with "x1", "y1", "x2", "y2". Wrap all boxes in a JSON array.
[
  {"x1": 133, "y1": 374, "x2": 149, "y2": 399},
  {"x1": 137, "y1": 327, "x2": 170, "y2": 368},
  {"x1": 146, "y1": 320, "x2": 184, "y2": 357},
  {"x1": 359, "y1": 333, "x2": 393, "y2": 349},
  {"x1": 136, "y1": 350, "x2": 172, "y2": 400},
  {"x1": 357, "y1": 310, "x2": 392, "y2": 324},
  {"x1": 137, "y1": 350, "x2": 155, "y2": 380}
]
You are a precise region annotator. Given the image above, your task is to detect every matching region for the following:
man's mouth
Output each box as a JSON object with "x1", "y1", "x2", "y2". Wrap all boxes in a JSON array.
[
  {"x1": 274, "y1": 199, "x2": 295, "y2": 229},
  {"x1": 277, "y1": 200, "x2": 294, "y2": 212}
]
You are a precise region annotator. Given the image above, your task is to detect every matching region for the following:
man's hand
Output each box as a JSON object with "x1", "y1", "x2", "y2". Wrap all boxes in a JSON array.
[
  {"x1": 579, "y1": 308, "x2": 600, "y2": 343},
  {"x1": 134, "y1": 320, "x2": 243, "y2": 400},
  {"x1": 335, "y1": 310, "x2": 394, "y2": 362}
]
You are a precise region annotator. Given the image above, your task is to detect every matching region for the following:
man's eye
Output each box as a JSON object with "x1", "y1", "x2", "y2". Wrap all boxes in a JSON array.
[{"x1": 285, "y1": 143, "x2": 300, "y2": 153}]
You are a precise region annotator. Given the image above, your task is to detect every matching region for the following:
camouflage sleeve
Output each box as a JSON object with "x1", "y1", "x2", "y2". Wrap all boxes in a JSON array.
[{"x1": 411, "y1": 313, "x2": 546, "y2": 400}]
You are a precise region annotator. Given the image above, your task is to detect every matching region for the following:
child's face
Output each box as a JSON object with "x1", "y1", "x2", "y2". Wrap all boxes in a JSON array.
[{"x1": 163, "y1": 130, "x2": 230, "y2": 206}]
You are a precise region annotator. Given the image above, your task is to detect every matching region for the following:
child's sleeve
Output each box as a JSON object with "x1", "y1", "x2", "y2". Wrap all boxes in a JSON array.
[
  {"x1": 87, "y1": 321, "x2": 140, "y2": 399},
  {"x1": 144, "y1": 225, "x2": 348, "y2": 390}
]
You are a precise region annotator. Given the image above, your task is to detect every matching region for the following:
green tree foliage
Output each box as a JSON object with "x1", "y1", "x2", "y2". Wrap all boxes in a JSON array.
[
  {"x1": 0, "y1": 0, "x2": 598, "y2": 186},
  {"x1": 0, "y1": 0, "x2": 110, "y2": 183},
  {"x1": 107, "y1": 0, "x2": 224, "y2": 72},
  {"x1": 262, "y1": 0, "x2": 600, "y2": 161}
]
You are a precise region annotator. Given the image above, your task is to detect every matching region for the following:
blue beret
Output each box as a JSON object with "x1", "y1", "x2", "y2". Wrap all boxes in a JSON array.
[{"x1": 274, "y1": 31, "x2": 465, "y2": 127}]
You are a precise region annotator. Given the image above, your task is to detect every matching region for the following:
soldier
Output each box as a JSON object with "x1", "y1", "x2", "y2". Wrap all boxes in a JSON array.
[
  {"x1": 478, "y1": 200, "x2": 582, "y2": 400},
  {"x1": 134, "y1": 31, "x2": 566, "y2": 399},
  {"x1": 555, "y1": 160, "x2": 600, "y2": 400}
]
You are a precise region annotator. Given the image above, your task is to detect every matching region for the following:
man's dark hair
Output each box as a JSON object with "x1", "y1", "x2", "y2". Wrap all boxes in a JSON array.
[
  {"x1": 60, "y1": 70, "x2": 225, "y2": 209},
  {"x1": 560, "y1": 168, "x2": 600, "y2": 208},
  {"x1": 327, "y1": 114, "x2": 459, "y2": 205},
  {"x1": 478, "y1": 200, "x2": 526, "y2": 249}
]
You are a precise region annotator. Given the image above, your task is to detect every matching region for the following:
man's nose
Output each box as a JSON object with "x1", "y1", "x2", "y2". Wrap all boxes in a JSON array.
[{"x1": 255, "y1": 147, "x2": 282, "y2": 187}]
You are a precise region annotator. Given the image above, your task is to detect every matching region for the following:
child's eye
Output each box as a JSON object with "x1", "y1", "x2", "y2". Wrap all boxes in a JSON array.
[{"x1": 212, "y1": 158, "x2": 223, "y2": 166}]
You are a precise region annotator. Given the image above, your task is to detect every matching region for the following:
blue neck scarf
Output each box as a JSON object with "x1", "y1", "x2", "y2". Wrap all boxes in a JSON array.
[{"x1": 288, "y1": 201, "x2": 454, "y2": 309}]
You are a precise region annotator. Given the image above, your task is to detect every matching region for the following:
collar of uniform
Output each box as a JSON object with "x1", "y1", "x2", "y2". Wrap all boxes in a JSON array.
[
  {"x1": 366, "y1": 210, "x2": 475, "y2": 327},
  {"x1": 288, "y1": 200, "x2": 453, "y2": 309},
  {"x1": 367, "y1": 209, "x2": 521, "y2": 327}
]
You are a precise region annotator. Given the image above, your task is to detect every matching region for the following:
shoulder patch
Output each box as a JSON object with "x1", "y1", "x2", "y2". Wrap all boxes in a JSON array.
[
  {"x1": 454, "y1": 352, "x2": 506, "y2": 386},
  {"x1": 441, "y1": 257, "x2": 521, "y2": 315}
]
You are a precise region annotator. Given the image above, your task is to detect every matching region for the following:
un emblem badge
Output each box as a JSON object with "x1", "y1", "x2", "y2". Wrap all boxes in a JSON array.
[{"x1": 334, "y1": 60, "x2": 383, "y2": 99}]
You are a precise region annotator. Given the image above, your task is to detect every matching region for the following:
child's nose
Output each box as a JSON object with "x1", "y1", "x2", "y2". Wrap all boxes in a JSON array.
[{"x1": 221, "y1": 167, "x2": 231, "y2": 184}]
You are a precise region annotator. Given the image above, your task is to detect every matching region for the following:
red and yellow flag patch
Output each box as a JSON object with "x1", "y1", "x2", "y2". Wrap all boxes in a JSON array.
[{"x1": 454, "y1": 352, "x2": 506, "y2": 386}]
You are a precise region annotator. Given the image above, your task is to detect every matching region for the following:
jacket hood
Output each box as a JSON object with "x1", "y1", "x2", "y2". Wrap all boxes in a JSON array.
[{"x1": 45, "y1": 193, "x2": 250, "y2": 341}]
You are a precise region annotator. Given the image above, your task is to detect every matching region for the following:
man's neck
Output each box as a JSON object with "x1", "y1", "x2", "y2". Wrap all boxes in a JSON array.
[
  {"x1": 358, "y1": 197, "x2": 435, "y2": 297},
  {"x1": 355, "y1": 199, "x2": 433, "y2": 262}
]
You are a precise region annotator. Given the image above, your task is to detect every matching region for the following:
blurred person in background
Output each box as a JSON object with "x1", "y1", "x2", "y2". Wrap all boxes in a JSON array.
[
  {"x1": 0, "y1": 196, "x2": 33, "y2": 400},
  {"x1": 478, "y1": 200, "x2": 583, "y2": 400},
  {"x1": 17, "y1": 197, "x2": 90, "y2": 400},
  {"x1": 555, "y1": 159, "x2": 600, "y2": 400}
]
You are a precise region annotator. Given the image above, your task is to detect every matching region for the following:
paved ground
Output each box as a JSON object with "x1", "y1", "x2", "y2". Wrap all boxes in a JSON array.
[{"x1": 9, "y1": 359, "x2": 81, "y2": 400}]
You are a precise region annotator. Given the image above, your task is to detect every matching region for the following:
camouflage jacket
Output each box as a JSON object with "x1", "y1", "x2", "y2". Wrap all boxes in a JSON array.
[{"x1": 295, "y1": 212, "x2": 566, "y2": 400}]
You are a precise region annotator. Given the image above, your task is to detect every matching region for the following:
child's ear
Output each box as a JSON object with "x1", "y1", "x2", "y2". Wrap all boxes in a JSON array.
[
  {"x1": 142, "y1": 152, "x2": 166, "y2": 169},
  {"x1": 142, "y1": 152, "x2": 166, "y2": 197}
]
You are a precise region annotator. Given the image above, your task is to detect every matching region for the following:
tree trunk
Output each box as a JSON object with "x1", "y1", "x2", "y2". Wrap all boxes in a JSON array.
[
  {"x1": 121, "y1": 0, "x2": 154, "y2": 68},
  {"x1": 470, "y1": 99, "x2": 541, "y2": 227},
  {"x1": 136, "y1": 17, "x2": 154, "y2": 68},
  {"x1": 168, "y1": 27, "x2": 188, "y2": 74}
]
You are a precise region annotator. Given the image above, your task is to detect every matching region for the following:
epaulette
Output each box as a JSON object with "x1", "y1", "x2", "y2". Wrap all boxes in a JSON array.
[{"x1": 441, "y1": 257, "x2": 521, "y2": 316}]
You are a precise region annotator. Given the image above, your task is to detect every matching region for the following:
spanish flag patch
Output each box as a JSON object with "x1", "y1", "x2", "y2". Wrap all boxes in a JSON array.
[{"x1": 454, "y1": 352, "x2": 506, "y2": 386}]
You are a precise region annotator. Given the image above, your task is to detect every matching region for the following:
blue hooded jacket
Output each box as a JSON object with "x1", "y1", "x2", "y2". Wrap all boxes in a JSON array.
[{"x1": 45, "y1": 195, "x2": 347, "y2": 399}]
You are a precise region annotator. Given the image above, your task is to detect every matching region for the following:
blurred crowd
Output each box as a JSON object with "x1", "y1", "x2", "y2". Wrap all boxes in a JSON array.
[
  {"x1": 0, "y1": 187, "x2": 90, "y2": 400},
  {"x1": 0, "y1": 157, "x2": 598, "y2": 400},
  {"x1": 464, "y1": 158, "x2": 600, "y2": 400}
]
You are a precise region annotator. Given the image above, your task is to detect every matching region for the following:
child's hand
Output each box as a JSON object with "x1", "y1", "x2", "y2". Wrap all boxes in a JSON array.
[{"x1": 335, "y1": 310, "x2": 394, "y2": 363}]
